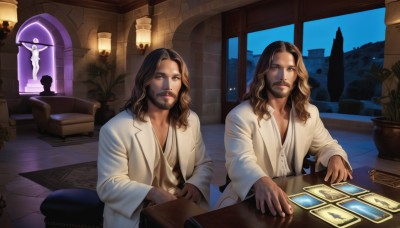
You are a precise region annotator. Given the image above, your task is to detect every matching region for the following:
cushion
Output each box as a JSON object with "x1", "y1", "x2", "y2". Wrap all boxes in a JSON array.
[
  {"x1": 49, "y1": 113, "x2": 94, "y2": 125},
  {"x1": 40, "y1": 188, "x2": 104, "y2": 221}
]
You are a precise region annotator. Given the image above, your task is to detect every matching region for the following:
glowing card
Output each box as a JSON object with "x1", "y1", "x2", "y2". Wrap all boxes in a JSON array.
[
  {"x1": 310, "y1": 204, "x2": 361, "y2": 228},
  {"x1": 304, "y1": 184, "x2": 349, "y2": 202},
  {"x1": 331, "y1": 182, "x2": 369, "y2": 196},
  {"x1": 358, "y1": 192, "x2": 400, "y2": 213},
  {"x1": 337, "y1": 198, "x2": 393, "y2": 223},
  {"x1": 289, "y1": 192, "x2": 326, "y2": 210}
]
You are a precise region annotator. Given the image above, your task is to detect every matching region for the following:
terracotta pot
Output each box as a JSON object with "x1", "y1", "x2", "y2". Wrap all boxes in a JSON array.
[{"x1": 372, "y1": 117, "x2": 400, "y2": 161}]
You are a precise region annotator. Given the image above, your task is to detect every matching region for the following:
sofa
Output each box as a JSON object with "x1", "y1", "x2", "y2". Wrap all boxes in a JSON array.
[{"x1": 29, "y1": 96, "x2": 100, "y2": 138}]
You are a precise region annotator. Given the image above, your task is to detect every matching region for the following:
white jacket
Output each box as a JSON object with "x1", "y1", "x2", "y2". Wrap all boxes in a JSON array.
[
  {"x1": 97, "y1": 110, "x2": 213, "y2": 227},
  {"x1": 216, "y1": 100, "x2": 351, "y2": 207}
]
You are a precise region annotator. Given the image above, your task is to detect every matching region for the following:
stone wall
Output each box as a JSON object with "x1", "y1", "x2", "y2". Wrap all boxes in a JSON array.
[
  {"x1": 1, "y1": 0, "x2": 393, "y2": 124},
  {"x1": 9, "y1": 0, "x2": 257, "y2": 122}
]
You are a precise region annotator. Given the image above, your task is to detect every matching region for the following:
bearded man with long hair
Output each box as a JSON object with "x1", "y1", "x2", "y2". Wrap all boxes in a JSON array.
[
  {"x1": 97, "y1": 48, "x2": 213, "y2": 227},
  {"x1": 216, "y1": 41, "x2": 352, "y2": 217}
]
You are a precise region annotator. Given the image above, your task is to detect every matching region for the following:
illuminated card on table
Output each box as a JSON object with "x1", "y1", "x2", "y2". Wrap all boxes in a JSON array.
[
  {"x1": 331, "y1": 182, "x2": 369, "y2": 196},
  {"x1": 288, "y1": 192, "x2": 326, "y2": 210},
  {"x1": 358, "y1": 192, "x2": 400, "y2": 213},
  {"x1": 337, "y1": 198, "x2": 393, "y2": 223},
  {"x1": 310, "y1": 204, "x2": 361, "y2": 228},
  {"x1": 303, "y1": 184, "x2": 349, "y2": 202}
]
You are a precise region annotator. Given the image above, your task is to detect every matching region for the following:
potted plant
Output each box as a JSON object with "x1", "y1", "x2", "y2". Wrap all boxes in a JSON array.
[
  {"x1": 84, "y1": 60, "x2": 126, "y2": 124},
  {"x1": 370, "y1": 60, "x2": 400, "y2": 161}
]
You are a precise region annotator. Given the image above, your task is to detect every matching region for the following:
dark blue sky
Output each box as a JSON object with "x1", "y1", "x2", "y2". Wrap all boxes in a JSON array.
[{"x1": 244, "y1": 8, "x2": 385, "y2": 57}]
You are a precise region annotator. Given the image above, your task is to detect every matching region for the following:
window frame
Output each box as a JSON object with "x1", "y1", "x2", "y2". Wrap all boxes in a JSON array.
[{"x1": 221, "y1": 0, "x2": 384, "y2": 122}]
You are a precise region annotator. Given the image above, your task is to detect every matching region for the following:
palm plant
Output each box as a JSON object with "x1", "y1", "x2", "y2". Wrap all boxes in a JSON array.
[{"x1": 84, "y1": 61, "x2": 126, "y2": 103}]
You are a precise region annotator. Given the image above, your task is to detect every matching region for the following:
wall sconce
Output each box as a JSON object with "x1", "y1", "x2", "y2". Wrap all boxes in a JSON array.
[
  {"x1": 98, "y1": 32, "x2": 111, "y2": 61},
  {"x1": 0, "y1": 0, "x2": 18, "y2": 99},
  {"x1": 0, "y1": 0, "x2": 18, "y2": 42},
  {"x1": 136, "y1": 17, "x2": 151, "y2": 55}
]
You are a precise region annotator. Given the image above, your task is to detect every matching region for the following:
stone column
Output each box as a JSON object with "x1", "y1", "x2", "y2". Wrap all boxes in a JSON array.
[
  {"x1": 384, "y1": 0, "x2": 400, "y2": 66},
  {"x1": 383, "y1": 0, "x2": 400, "y2": 114}
]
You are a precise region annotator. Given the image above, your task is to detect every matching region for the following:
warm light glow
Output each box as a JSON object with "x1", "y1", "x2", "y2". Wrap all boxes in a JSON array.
[
  {"x1": 0, "y1": 1, "x2": 18, "y2": 29},
  {"x1": 136, "y1": 17, "x2": 151, "y2": 55},
  {"x1": 0, "y1": 0, "x2": 18, "y2": 41},
  {"x1": 98, "y1": 32, "x2": 111, "y2": 56}
]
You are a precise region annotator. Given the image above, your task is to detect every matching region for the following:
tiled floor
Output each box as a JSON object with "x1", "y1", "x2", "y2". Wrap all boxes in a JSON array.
[{"x1": 0, "y1": 121, "x2": 399, "y2": 227}]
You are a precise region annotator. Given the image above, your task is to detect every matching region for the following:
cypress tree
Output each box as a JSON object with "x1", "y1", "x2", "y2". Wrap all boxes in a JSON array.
[{"x1": 327, "y1": 27, "x2": 344, "y2": 102}]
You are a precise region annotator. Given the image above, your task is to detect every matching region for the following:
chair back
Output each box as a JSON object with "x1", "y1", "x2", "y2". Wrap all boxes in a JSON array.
[{"x1": 34, "y1": 96, "x2": 77, "y2": 114}]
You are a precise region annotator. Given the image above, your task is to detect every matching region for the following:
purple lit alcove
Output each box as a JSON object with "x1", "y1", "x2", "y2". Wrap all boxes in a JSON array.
[
  {"x1": 15, "y1": 13, "x2": 75, "y2": 96},
  {"x1": 17, "y1": 21, "x2": 56, "y2": 94}
]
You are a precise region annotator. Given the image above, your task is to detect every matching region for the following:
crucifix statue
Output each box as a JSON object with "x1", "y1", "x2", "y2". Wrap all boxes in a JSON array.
[{"x1": 21, "y1": 38, "x2": 49, "y2": 80}]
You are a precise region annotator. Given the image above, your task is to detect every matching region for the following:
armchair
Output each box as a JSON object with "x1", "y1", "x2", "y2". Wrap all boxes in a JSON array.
[
  {"x1": 29, "y1": 96, "x2": 100, "y2": 138},
  {"x1": 0, "y1": 99, "x2": 16, "y2": 141}
]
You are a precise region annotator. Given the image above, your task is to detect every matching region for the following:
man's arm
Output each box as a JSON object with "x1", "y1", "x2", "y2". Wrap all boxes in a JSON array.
[
  {"x1": 224, "y1": 107, "x2": 292, "y2": 216},
  {"x1": 97, "y1": 120, "x2": 153, "y2": 218},
  {"x1": 182, "y1": 112, "x2": 213, "y2": 205},
  {"x1": 146, "y1": 187, "x2": 177, "y2": 204},
  {"x1": 177, "y1": 183, "x2": 202, "y2": 203},
  {"x1": 307, "y1": 106, "x2": 352, "y2": 183}
]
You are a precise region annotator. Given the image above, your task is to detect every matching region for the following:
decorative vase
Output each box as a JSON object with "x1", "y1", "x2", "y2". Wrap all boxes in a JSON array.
[{"x1": 372, "y1": 117, "x2": 400, "y2": 161}]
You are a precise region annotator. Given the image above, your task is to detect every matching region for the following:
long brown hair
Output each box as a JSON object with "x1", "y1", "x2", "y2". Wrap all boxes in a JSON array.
[
  {"x1": 124, "y1": 48, "x2": 191, "y2": 129},
  {"x1": 243, "y1": 41, "x2": 311, "y2": 123}
]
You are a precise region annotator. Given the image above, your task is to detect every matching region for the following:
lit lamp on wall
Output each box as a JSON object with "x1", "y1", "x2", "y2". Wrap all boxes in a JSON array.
[
  {"x1": 136, "y1": 17, "x2": 151, "y2": 55},
  {"x1": 98, "y1": 32, "x2": 111, "y2": 62},
  {"x1": 0, "y1": 0, "x2": 18, "y2": 43},
  {"x1": 0, "y1": 0, "x2": 18, "y2": 99}
]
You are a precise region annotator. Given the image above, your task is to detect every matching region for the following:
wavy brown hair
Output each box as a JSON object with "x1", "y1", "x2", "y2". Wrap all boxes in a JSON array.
[
  {"x1": 124, "y1": 48, "x2": 191, "y2": 129},
  {"x1": 243, "y1": 41, "x2": 311, "y2": 123}
]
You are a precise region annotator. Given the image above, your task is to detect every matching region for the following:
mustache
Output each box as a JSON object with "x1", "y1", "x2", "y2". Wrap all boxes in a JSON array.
[
  {"x1": 157, "y1": 91, "x2": 177, "y2": 98},
  {"x1": 272, "y1": 81, "x2": 291, "y2": 87}
]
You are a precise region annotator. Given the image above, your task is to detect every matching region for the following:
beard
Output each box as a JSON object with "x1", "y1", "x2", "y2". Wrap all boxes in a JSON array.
[
  {"x1": 266, "y1": 80, "x2": 294, "y2": 99},
  {"x1": 147, "y1": 90, "x2": 178, "y2": 110}
]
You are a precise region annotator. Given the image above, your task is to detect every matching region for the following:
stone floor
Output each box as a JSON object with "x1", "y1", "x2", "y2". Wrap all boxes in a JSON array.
[{"x1": 0, "y1": 120, "x2": 399, "y2": 227}]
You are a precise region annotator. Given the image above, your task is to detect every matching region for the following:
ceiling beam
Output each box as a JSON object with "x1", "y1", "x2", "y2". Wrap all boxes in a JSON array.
[{"x1": 49, "y1": 0, "x2": 166, "y2": 13}]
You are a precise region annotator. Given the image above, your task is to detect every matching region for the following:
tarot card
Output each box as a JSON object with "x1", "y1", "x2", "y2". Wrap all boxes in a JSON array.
[
  {"x1": 288, "y1": 192, "x2": 326, "y2": 210},
  {"x1": 310, "y1": 204, "x2": 361, "y2": 228},
  {"x1": 358, "y1": 192, "x2": 400, "y2": 213},
  {"x1": 303, "y1": 184, "x2": 349, "y2": 202},
  {"x1": 331, "y1": 182, "x2": 369, "y2": 196},
  {"x1": 337, "y1": 198, "x2": 393, "y2": 223}
]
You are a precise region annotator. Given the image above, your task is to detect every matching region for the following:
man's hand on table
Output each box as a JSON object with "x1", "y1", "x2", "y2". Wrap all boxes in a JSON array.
[
  {"x1": 325, "y1": 155, "x2": 353, "y2": 184},
  {"x1": 253, "y1": 176, "x2": 293, "y2": 217},
  {"x1": 178, "y1": 183, "x2": 202, "y2": 204}
]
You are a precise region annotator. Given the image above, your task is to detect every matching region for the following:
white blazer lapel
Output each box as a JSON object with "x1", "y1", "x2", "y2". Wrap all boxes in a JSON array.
[
  {"x1": 133, "y1": 117, "x2": 156, "y2": 177},
  {"x1": 293, "y1": 114, "x2": 307, "y2": 175},
  {"x1": 258, "y1": 118, "x2": 278, "y2": 174},
  {"x1": 176, "y1": 127, "x2": 191, "y2": 179}
]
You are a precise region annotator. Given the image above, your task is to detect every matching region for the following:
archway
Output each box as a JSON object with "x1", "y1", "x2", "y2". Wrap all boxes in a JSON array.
[{"x1": 16, "y1": 14, "x2": 73, "y2": 95}]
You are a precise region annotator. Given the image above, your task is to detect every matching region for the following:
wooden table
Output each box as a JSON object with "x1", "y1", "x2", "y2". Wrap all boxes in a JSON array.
[
  {"x1": 140, "y1": 167, "x2": 400, "y2": 227},
  {"x1": 140, "y1": 198, "x2": 206, "y2": 228},
  {"x1": 186, "y1": 166, "x2": 400, "y2": 227}
]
